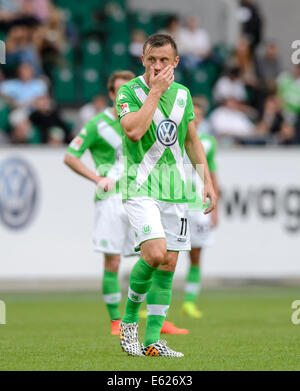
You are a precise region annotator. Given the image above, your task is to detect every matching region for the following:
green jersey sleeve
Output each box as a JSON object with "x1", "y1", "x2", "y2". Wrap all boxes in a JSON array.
[
  {"x1": 67, "y1": 123, "x2": 97, "y2": 158},
  {"x1": 186, "y1": 89, "x2": 195, "y2": 122},
  {"x1": 116, "y1": 84, "x2": 140, "y2": 119}
]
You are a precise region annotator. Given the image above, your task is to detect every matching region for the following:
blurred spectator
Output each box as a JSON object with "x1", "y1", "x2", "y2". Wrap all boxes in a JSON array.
[
  {"x1": 6, "y1": 25, "x2": 43, "y2": 75},
  {"x1": 76, "y1": 94, "x2": 108, "y2": 132},
  {"x1": 256, "y1": 94, "x2": 295, "y2": 144},
  {"x1": 0, "y1": 62, "x2": 47, "y2": 107},
  {"x1": 192, "y1": 96, "x2": 212, "y2": 135},
  {"x1": 159, "y1": 15, "x2": 180, "y2": 41},
  {"x1": 21, "y1": 0, "x2": 50, "y2": 23},
  {"x1": 9, "y1": 107, "x2": 38, "y2": 143},
  {"x1": 210, "y1": 97, "x2": 256, "y2": 142},
  {"x1": 48, "y1": 126, "x2": 66, "y2": 145},
  {"x1": 31, "y1": 4, "x2": 66, "y2": 76},
  {"x1": 237, "y1": 0, "x2": 263, "y2": 52},
  {"x1": 129, "y1": 30, "x2": 146, "y2": 59},
  {"x1": 213, "y1": 66, "x2": 247, "y2": 104},
  {"x1": 29, "y1": 94, "x2": 70, "y2": 144},
  {"x1": 177, "y1": 16, "x2": 211, "y2": 69},
  {"x1": 277, "y1": 65, "x2": 300, "y2": 120},
  {"x1": 230, "y1": 36, "x2": 263, "y2": 110},
  {"x1": 129, "y1": 29, "x2": 146, "y2": 74},
  {"x1": 256, "y1": 41, "x2": 282, "y2": 92}
]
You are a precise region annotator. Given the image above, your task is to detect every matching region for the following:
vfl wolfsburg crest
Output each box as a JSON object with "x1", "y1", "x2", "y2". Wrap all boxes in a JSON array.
[
  {"x1": 156, "y1": 119, "x2": 178, "y2": 146},
  {"x1": 142, "y1": 224, "x2": 152, "y2": 234},
  {"x1": 177, "y1": 97, "x2": 185, "y2": 108}
]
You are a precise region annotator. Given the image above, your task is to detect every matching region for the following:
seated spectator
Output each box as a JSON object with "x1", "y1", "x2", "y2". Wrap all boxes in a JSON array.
[
  {"x1": 31, "y1": 4, "x2": 66, "y2": 76},
  {"x1": 277, "y1": 64, "x2": 300, "y2": 121},
  {"x1": 238, "y1": 0, "x2": 263, "y2": 52},
  {"x1": 177, "y1": 16, "x2": 211, "y2": 69},
  {"x1": 0, "y1": 62, "x2": 47, "y2": 107},
  {"x1": 129, "y1": 29, "x2": 147, "y2": 74},
  {"x1": 192, "y1": 96, "x2": 212, "y2": 135},
  {"x1": 76, "y1": 94, "x2": 108, "y2": 132},
  {"x1": 229, "y1": 36, "x2": 263, "y2": 110},
  {"x1": 213, "y1": 66, "x2": 247, "y2": 104},
  {"x1": 9, "y1": 107, "x2": 39, "y2": 143},
  {"x1": 48, "y1": 126, "x2": 65, "y2": 146},
  {"x1": 159, "y1": 15, "x2": 180, "y2": 41},
  {"x1": 256, "y1": 94, "x2": 295, "y2": 145},
  {"x1": 6, "y1": 25, "x2": 43, "y2": 75},
  {"x1": 209, "y1": 97, "x2": 256, "y2": 142},
  {"x1": 256, "y1": 41, "x2": 282, "y2": 92},
  {"x1": 29, "y1": 94, "x2": 70, "y2": 144}
]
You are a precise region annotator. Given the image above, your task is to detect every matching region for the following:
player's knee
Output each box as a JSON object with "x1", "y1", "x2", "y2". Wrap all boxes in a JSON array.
[
  {"x1": 145, "y1": 249, "x2": 167, "y2": 267},
  {"x1": 104, "y1": 255, "x2": 120, "y2": 273}
]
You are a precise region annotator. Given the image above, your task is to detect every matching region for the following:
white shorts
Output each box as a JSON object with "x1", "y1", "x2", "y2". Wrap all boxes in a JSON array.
[
  {"x1": 93, "y1": 194, "x2": 136, "y2": 256},
  {"x1": 188, "y1": 209, "x2": 213, "y2": 248},
  {"x1": 124, "y1": 197, "x2": 191, "y2": 252}
]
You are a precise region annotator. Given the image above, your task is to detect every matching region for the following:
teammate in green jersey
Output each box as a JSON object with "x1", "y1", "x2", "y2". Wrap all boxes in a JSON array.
[
  {"x1": 182, "y1": 98, "x2": 220, "y2": 319},
  {"x1": 64, "y1": 71, "x2": 135, "y2": 336},
  {"x1": 116, "y1": 34, "x2": 217, "y2": 357}
]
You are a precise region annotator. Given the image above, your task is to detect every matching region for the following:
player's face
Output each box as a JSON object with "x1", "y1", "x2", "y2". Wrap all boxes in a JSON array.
[
  {"x1": 194, "y1": 106, "x2": 204, "y2": 127},
  {"x1": 142, "y1": 44, "x2": 179, "y2": 77},
  {"x1": 109, "y1": 78, "x2": 128, "y2": 103}
]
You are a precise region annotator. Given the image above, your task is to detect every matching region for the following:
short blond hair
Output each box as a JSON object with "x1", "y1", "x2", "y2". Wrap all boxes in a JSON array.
[{"x1": 107, "y1": 70, "x2": 135, "y2": 93}]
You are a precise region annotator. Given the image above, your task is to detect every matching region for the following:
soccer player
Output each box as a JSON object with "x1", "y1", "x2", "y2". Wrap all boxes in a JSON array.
[
  {"x1": 183, "y1": 98, "x2": 219, "y2": 319},
  {"x1": 116, "y1": 34, "x2": 217, "y2": 357},
  {"x1": 64, "y1": 70, "x2": 135, "y2": 335}
]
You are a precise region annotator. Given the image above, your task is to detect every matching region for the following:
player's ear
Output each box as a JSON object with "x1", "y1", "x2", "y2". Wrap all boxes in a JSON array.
[
  {"x1": 173, "y1": 56, "x2": 180, "y2": 69},
  {"x1": 141, "y1": 54, "x2": 145, "y2": 67},
  {"x1": 108, "y1": 90, "x2": 115, "y2": 102}
]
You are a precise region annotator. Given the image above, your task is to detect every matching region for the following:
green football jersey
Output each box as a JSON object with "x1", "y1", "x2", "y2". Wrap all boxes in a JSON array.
[
  {"x1": 186, "y1": 133, "x2": 217, "y2": 210},
  {"x1": 67, "y1": 108, "x2": 123, "y2": 201},
  {"x1": 277, "y1": 72, "x2": 300, "y2": 114},
  {"x1": 116, "y1": 75, "x2": 195, "y2": 203}
]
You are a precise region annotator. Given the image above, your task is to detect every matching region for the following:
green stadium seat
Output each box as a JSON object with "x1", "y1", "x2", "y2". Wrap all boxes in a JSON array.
[
  {"x1": 80, "y1": 68, "x2": 103, "y2": 101},
  {"x1": 82, "y1": 39, "x2": 103, "y2": 67},
  {"x1": 129, "y1": 12, "x2": 153, "y2": 35},
  {"x1": 52, "y1": 67, "x2": 76, "y2": 103},
  {"x1": 0, "y1": 100, "x2": 10, "y2": 133}
]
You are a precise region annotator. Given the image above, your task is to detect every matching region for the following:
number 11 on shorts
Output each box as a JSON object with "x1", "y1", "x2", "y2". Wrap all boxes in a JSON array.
[{"x1": 180, "y1": 218, "x2": 188, "y2": 236}]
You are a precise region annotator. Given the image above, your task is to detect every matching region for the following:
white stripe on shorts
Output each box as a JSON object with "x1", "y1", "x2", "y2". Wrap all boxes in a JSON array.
[
  {"x1": 147, "y1": 304, "x2": 169, "y2": 317},
  {"x1": 128, "y1": 288, "x2": 147, "y2": 303},
  {"x1": 103, "y1": 292, "x2": 122, "y2": 304}
]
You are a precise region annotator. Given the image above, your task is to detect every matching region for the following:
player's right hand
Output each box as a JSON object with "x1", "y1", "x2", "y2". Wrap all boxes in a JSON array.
[
  {"x1": 149, "y1": 65, "x2": 174, "y2": 95},
  {"x1": 96, "y1": 177, "x2": 116, "y2": 192}
]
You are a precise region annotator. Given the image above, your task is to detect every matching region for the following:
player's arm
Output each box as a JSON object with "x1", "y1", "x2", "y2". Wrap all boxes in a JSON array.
[
  {"x1": 63, "y1": 127, "x2": 114, "y2": 192},
  {"x1": 210, "y1": 171, "x2": 219, "y2": 227},
  {"x1": 120, "y1": 66, "x2": 174, "y2": 142},
  {"x1": 184, "y1": 120, "x2": 217, "y2": 214},
  {"x1": 64, "y1": 154, "x2": 100, "y2": 184}
]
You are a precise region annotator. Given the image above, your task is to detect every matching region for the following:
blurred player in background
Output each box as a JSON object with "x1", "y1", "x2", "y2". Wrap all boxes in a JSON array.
[
  {"x1": 116, "y1": 34, "x2": 216, "y2": 357},
  {"x1": 64, "y1": 70, "x2": 135, "y2": 335},
  {"x1": 183, "y1": 97, "x2": 219, "y2": 319}
]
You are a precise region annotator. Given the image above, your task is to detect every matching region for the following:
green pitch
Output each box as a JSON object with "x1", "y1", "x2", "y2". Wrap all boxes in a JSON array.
[{"x1": 0, "y1": 286, "x2": 299, "y2": 371}]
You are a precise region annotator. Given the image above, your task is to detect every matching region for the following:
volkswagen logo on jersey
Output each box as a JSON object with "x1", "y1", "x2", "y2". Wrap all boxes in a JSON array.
[
  {"x1": 156, "y1": 119, "x2": 178, "y2": 146},
  {"x1": 0, "y1": 157, "x2": 38, "y2": 230}
]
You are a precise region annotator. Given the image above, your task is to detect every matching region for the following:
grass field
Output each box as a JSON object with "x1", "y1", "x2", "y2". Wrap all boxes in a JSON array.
[{"x1": 0, "y1": 286, "x2": 300, "y2": 371}]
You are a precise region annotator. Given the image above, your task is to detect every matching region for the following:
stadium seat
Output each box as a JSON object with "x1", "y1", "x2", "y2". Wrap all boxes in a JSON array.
[
  {"x1": 80, "y1": 68, "x2": 103, "y2": 102},
  {"x1": 82, "y1": 39, "x2": 103, "y2": 67},
  {"x1": 52, "y1": 67, "x2": 77, "y2": 103},
  {"x1": 129, "y1": 12, "x2": 154, "y2": 35}
]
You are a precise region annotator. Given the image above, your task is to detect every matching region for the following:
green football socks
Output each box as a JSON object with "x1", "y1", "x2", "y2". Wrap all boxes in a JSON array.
[
  {"x1": 184, "y1": 265, "x2": 201, "y2": 302},
  {"x1": 144, "y1": 269, "x2": 174, "y2": 346},
  {"x1": 102, "y1": 270, "x2": 122, "y2": 320},
  {"x1": 122, "y1": 257, "x2": 155, "y2": 324}
]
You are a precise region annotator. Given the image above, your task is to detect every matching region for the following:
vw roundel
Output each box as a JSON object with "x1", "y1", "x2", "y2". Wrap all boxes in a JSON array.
[{"x1": 156, "y1": 119, "x2": 178, "y2": 146}]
